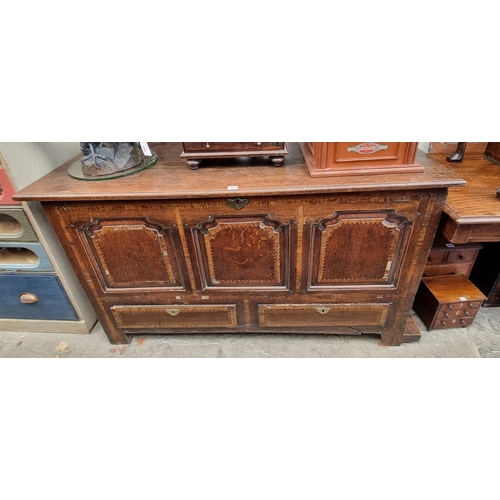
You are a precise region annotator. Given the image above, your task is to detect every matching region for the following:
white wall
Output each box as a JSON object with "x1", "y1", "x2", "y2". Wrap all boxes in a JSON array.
[
  {"x1": 418, "y1": 142, "x2": 430, "y2": 153},
  {"x1": 0, "y1": 142, "x2": 80, "y2": 190}
]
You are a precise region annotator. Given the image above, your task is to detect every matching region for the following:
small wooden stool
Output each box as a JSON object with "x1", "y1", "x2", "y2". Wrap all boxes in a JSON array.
[{"x1": 413, "y1": 275, "x2": 486, "y2": 331}]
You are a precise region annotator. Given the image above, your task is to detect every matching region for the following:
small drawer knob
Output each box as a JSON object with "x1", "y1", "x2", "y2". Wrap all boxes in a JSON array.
[
  {"x1": 458, "y1": 255, "x2": 465, "y2": 260},
  {"x1": 19, "y1": 292, "x2": 39, "y2": 304}
]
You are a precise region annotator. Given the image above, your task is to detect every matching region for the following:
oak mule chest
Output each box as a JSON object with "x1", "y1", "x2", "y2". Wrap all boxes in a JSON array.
[{"x1": 15, "y1": 143, "x2": 464, "y2": 345}]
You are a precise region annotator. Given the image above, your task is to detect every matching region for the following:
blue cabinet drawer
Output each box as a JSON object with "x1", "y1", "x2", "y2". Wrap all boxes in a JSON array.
[
  {"x1": 0, "y1": 208, "x2": 38, "y2": 242},
  {"x1": 0, "y1": 273, "x2": 77, "y2": 320},
  {"x1": 0, "y1": 241, "x2": 53, "y2": 272}
]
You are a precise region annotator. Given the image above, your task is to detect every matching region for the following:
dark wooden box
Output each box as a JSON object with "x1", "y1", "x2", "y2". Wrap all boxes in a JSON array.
[
  {"x1": 181, "y1": 142, "x2": 288, "y2": 169},
  {"x1": 413, "y1": 275, "x2": 486, "y2": 331},
  {"x1": 298, "y1": 142, "x2": 423, "y2": 177},
  {"x1": 423, "y1": 233, "x2": 482, "y2": 278}
]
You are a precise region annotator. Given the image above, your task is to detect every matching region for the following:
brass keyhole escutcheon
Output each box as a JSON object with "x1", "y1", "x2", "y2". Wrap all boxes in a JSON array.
[
  {"x1": 316, "y1": 307, "x2": 331, "y2": 315},
  {"x1": 166, "y1": 309, "x2": 181, "y2": 316},
  {"x1": 227, "y1": 198, "x2": 249, "y2": 210}
]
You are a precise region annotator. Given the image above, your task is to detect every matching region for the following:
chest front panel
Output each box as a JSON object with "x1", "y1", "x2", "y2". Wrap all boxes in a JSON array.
[
  {"x1": 310, "y1": 211, "x2": 411, "y2": 287},
  {"x1": 57, "y1": 193, "x2": 421, "y2": 296},
  {"x1": 193, "y1": 216, "x2": 288, "y2": 289}
]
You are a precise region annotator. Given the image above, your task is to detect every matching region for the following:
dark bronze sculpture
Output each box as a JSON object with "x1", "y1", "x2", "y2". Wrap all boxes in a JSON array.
[{"x1": 446, "y1": 142, "x2": 467, "y2": 162}]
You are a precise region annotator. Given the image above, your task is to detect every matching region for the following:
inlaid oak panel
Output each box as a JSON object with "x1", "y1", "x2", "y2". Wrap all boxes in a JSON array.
[
  {"x1": 310, "y1": 211, "x2": 411, "y2": 287},
  {"x1": 77, "y1": 218, "x2": 184, "y2": 290},
  {"x1": 190, "y1": 215, "x2": 289, "y2": 289}
]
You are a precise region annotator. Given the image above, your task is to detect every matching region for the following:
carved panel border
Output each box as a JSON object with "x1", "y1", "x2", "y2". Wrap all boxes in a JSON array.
[
  {"x1": 311, "y1": 211, "x2": 411, "y2": 287},
  {"x1": 191, "y1": 215, "x2": 289, "y2": 289},
  {"x1": 77, "y1": 218, "x2": 184, "y2": 290}
]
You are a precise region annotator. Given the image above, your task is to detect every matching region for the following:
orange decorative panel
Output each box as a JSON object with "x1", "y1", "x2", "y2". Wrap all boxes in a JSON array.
[{"x1": 299, "y1": 142, "x2": 422, "y2": 177}]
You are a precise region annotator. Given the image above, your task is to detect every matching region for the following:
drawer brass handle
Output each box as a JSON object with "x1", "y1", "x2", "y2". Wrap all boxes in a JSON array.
[
  {"x1": 166, "y1": 309, "x2": 181, "y2": 316},
  {"x1": 316, "y1": 307, "x2": 331, "y2": 315},
  {"x1": 19, "y1": 292, "x2": 39, "y2": 304},
  {"x1": 227, "y1": 198, "x2": 249, "y2": 210}
]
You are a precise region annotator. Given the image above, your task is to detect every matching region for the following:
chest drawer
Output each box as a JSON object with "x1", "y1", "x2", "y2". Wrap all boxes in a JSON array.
[
  {"x1": 111, "y1": 304, "x2": 238, "y2": 330},
  {"x1": 436, "y1": 307, "x2": 477, "y2": 320},
  {"x1": 446, "y1": 247, "x2": 481, "y2": 264},
  {"x1": 0, "y1": 273, "x2": 77, "y2": 320},
  {"x1": 424, "y1": 235, "x2": 482, "y2": 276},
  {"x1": 426, "y1": 248, "x2": 447, "y2": 264},
  {"x1": 432, "y1": 316, "x2": 476, "y2": 329},
  {"x1": 438, "y1": 300, "x2": 482, "y2": 312},
  {"x1": 422, "y1": 262, "x2": 474, "y2": 278},
  {"x1": 258, "y1": 303, "x2": 390, "y2": 328},
  {"x1": 0, "y1": 241, "x2": 53, "y2": 272},
  {"x1": 0, "y1": 208, "x2": 38, "y2": 242}
]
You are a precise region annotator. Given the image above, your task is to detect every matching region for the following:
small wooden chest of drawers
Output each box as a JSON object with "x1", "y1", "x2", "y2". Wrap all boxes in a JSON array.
[
  {"x1": 181, "y1": 142, "x2": 288, "y2": 169},
  {"x1": 413, "y1": 275, "x2": 486, "y2": 331},
  {"x1": 423, "y1": 234, "x2": 482, "y2": 278}
]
